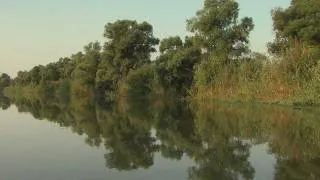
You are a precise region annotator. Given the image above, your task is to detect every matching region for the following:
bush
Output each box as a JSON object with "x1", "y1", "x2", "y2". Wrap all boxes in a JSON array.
[{"x1": 124, "y1": 65, "x2": 155, "y2": 97}]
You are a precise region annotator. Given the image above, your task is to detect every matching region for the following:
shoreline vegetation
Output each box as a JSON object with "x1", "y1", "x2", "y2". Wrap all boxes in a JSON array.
[{"x1": 1, "y1": 0, "x2": 320, "y2": 106}]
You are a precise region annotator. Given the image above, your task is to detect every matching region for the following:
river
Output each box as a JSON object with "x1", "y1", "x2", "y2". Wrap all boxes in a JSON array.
[{"x1": 0, "y1": 96, "x2": 319, "y2": 180}]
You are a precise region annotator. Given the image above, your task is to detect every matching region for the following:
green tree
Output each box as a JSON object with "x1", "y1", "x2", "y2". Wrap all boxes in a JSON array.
[
  {"x1": 15, "y1": 71, "x2": 31, "y2": 85},
  {"x1": 187, "y1": 0, "x2": 254, "y2": 59},
  {"x1": 159, "y1": 36, "x2": 183, "y2": 54},
  {"x1": 40, "y1": 64, "x2": 60, "y2": 83},
  {"x1": 73, "y1": 42, "x2": 101, "y2": 85},
  {"x1": 124, "y1": 64, "x2": 155, "y2": 97},
  {"x1": 29, "y1": 66, "x2": 42, "y2": 85},
  {"x1": 189, "y1": 0, "x2": 254, "y2": 90},
  {"x1": 268, "y1": 0, "x2": 320, "y2": 54},
  {"x1": 156, "y1": 36, "x2": 201, "y2": 95},
  {"x1": 96, "y1": 20, "x2": 159, "y2": 97},
  {"x1": 55, "y1": 57, "x2": 74, "y2": 80}
]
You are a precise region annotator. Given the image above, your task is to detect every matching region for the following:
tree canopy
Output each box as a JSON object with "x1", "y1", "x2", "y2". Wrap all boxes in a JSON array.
[
  {"x1": 187, "y1": 0, "x2": 254, "y2": 58},
  {"x1": 268, "y1": 0, "x2": 320, "y2": 54},
  {"x1": 96, "y1": 20, "x2": 159, "y2": 96}
]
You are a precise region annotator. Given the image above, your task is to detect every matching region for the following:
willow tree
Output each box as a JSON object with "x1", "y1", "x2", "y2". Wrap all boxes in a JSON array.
[
  {"x1": 187, "y1": 0, "x2": 254, "y2": 60},
  {"x1": 96, "y1": 20, "x2": 159, "y2": 96},
  {"x1": 73, "y1": 42, "x2": 101, "y2": 85},
  {"x1": 156, "y1": 36, "x2": 201, "y2": 95},
  {"x1": 190, "y1": 0, "x2": 254, "y2": 88}
]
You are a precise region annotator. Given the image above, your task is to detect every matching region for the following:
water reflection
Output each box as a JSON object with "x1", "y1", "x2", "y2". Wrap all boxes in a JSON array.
[
  {"x1": 0, "y1": 94, "x2": 10, "y2": 110},
  {"x1": 1, "y1": 94, "x2": 320, "y2": 180}
]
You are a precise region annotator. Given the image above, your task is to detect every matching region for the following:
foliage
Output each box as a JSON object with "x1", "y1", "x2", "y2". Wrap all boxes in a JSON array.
[
  {"x1": 3, "y1": 1, "x2": 320, "y2": 179},
  {"x1": 95, "y1": 20, "x2": 159, "y2": 97},
  {"x1": 5, "y1": 0, "x2": 320, "y2": 105},
  {"x1": 268, "y1": 0, "x2": 320, "y2": 55},
  {"x1": 123, "y1": 64, "x2": 155, "y2": 97},
  {"x1": 73, "y1": 42, "x2": 101, "y2": 85},
  {"x1": 190, "y1": 0, "x2": 256, "y2": 97},
  {"x1": 187, "y1": 0, "x2": 254, "y2": 59},
  {"x1": 193, "y1": 0, "x2": 320, "y2": 105},
  {"x1": 156, "y1": 36, "x2": 201, "y2": 95}
]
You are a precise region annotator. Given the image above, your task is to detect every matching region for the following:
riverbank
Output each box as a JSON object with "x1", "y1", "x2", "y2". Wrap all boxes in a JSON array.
[{"x1": 192, "y1": 46, "x2": 320, "y2": 106}]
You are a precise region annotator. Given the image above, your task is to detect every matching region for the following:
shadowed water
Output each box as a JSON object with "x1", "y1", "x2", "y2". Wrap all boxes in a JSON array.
[{"x1": 0, "y1": 94, "x2": 320, "y2": 180}]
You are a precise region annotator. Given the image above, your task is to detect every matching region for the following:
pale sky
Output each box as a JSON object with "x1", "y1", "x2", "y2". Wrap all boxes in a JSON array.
[{"x1": 0, "y1": 0, "x2": 290, "y2": 77}]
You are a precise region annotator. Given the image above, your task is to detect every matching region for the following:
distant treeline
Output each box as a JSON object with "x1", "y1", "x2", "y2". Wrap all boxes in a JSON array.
[{"x1": 1, "y1": 0, "x2": 320, "y2": 105}]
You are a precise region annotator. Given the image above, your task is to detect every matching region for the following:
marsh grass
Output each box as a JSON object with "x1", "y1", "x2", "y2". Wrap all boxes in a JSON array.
[{"x1": 193, "y1": 41, "x2": 320, "y2": 105}]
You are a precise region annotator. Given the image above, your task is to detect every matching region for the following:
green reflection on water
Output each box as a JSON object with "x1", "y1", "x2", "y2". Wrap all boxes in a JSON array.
[{"x1": 1, "y1": 94, "x2": 320, "y2": 180}]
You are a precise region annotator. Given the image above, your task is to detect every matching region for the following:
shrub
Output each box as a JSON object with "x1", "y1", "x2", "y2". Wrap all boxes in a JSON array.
[{"x1": 124, "y1": 65, "x2": 155, "y2": 97}]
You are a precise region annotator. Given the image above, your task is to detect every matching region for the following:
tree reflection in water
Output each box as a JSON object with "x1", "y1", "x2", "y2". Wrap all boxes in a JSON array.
[{"x1": 3, "y1": 94, "x2": 320, "y2": 180}]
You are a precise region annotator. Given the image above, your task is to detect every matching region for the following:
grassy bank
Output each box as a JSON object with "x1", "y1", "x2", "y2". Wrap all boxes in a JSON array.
[{"x1": 193, "y1": 44, "x2": 320, "y2": 106}]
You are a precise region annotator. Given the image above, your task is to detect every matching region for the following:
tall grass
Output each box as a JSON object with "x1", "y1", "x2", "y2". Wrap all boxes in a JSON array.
[{"x1": 193, "y1": 41, "x2": 320, "y2": 105}]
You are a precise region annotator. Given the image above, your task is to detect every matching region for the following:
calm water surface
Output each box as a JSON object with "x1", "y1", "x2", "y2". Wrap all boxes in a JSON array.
[{"x1": 0, "y1": 96, "x2": 319, "y2": 180}]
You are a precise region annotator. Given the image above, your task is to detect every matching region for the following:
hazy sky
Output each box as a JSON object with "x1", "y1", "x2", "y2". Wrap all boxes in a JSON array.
[{"x1": 0, "y1": 0, "x2": 290, "y2": 77}]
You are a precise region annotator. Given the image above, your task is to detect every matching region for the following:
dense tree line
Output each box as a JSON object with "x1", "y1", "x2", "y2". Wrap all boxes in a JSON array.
[{"x1": 3, "y1": 0, "x2": 320, "y2": 104}]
